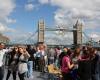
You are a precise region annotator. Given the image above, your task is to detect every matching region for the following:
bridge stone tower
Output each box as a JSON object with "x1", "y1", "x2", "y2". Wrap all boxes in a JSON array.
[
  {"x1": 38, "y1": 20, "x2": 45, "y2": 43},
  {"x1": 73, "y1": 20, "x2": 82, "y2": 46}
]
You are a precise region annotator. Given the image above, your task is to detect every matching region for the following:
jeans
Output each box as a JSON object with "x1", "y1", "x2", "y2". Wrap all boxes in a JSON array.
[
  {"x1": 27, "y1": 61, "x2": 33, "y2": 78},
  {"x1": 0, "y1": 66, "x2": 4, "y2": 80}
]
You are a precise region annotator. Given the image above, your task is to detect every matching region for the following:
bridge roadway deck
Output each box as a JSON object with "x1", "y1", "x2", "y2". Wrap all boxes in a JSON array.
[{"x1": 3, "y1": 69, "x2": 48, "y2": 80}]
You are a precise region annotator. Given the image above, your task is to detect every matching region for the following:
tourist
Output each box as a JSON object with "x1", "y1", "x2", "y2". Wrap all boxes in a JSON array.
[
  {"x1": 48, "y1": 48, "x2": 55, "y2": 65},
  {"x1": 55, "y1": 47, "x2": 62, "y2": 68},
  {"x1": 32, "y1": 46, "x2": 36, "y2": 70},
  {"x1": 59, "y1": 47, "x2": 68, "y2": 68},
  {"x1": 0, "y1": 43, "x2": 11, "y2": 80},
  {"x1": 90, "y1": 48, "x2": 100, "y2": 80},
  {"x1": 6, "y1": 47, "x2": 20, "y2": 80},
  {"x1": 71, "y1": 48, "x2": 81, "y2": 80},
  {"x1": 34, "y1": 46, "x2": 40, "y2": 71},
  {"x1": 61, "y1": 49, "x2": 74, "y2": 80},
  {"x1": 78, "y1": 49, "x2": 91, "y2": 80},
  {"x1": 18, "y1": 46, "x2": 30, "y2": 80},
  {"x1": 38, "y1": 44, "x2": 47, "y2": 72},
  {"x1": 26, "y1": 45, "x2": 34, "y2": 78}
]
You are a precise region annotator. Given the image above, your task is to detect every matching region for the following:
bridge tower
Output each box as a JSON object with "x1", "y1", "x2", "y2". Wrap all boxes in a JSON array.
[
  {"x1": 38, "y1": 19, "x2": 45, "y2": 43},
  {"x1": 73, "y1": 20, "x2": 83, "y2": 46}
]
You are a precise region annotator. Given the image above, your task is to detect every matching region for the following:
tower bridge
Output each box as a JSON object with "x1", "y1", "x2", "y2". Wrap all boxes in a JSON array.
[
  {"x1": 9, "y1": 19, "x2": 100, "y2": 48},
  {"x1": 38, "y1": 19, "x2": 82, "y2": 46}
]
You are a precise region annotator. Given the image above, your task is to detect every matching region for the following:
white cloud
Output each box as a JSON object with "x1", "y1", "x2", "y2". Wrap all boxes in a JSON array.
[
  {"x1": 0, "y1": 0, "x2": 17, "y2": 44},
  {"x1": 0, "y1": 0, "x2": 16, "y2": 33},
  {"x1": 39, "y1": 0, "x2": 100, "y2": 27},
  {"x1": 84, "y1": 20, "x2": 100, "y2": 30},
  {"x1": 5, "y1": 18, "x2": 16, "y2": 24},
  {"x1": 91, "y1": 34, "x2": 99, "y2": 38},
  {"x1": 25, "y1": 3, "x2": 35, "y2": 11},
  {"x1": 44, "y1": 31, "x2": 73, "y2": 45},
  {"x1": 0, "y1": 0, "x2": 15, "y2": 20},
  {"x1": 89, "y1": 32, "x2": 100, "y2": 41},
  {"x1": 0, "y1": 23, "x2": 15, "y2": 32},
  {"x1": 38, "y1": 0, "x2": 100, "y2": 41}
]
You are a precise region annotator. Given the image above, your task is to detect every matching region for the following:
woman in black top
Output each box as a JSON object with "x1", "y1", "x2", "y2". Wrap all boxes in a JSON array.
[{"x1": 6, "y1": 47, "x2": 20, "y2": 80}]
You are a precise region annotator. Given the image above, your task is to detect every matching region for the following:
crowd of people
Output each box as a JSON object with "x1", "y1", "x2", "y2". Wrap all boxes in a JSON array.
[
  {"x1": 59, "y1": 46, "x2": 100, "y2": 80},
  {"x1": 0, "y1": 43, "x2": 48, "y2": 80},
  {"x1": 0, "y1": 42, "x2": 100, "y2": 80},
  {"x1": 47, "y1": 46, "x2": 100, "y2": 80}
]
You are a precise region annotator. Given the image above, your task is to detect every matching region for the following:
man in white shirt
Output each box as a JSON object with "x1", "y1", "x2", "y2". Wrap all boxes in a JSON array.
[{"x1": 0, "y1": 43, "x2": 10, "y2": 80}]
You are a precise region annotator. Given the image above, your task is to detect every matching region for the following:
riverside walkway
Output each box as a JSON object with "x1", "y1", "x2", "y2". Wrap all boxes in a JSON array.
[{"x1": 3, "y1": 70, "x2": 48, "y2": 80}]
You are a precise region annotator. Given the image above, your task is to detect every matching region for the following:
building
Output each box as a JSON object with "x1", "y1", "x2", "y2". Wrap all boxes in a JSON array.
[{"x1": 0, "y1": 33, "x2": 10, "y2": 44}]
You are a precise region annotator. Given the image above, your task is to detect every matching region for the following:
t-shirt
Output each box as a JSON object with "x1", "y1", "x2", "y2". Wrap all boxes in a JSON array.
[
  {"x1": 0, "y1": 49, "x2": 10, "y2": 67},
  {"x1": 36, "y1": 50, "x2": 45, "y2": 59},
  {"x1": 61, "y1": 56, "x2": 70, "y2": 73}
]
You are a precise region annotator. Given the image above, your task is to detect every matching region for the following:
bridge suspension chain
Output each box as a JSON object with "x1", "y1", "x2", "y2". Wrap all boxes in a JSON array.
[{"x1": 12, "y1": 30, "x2": 38, "y2": 44}]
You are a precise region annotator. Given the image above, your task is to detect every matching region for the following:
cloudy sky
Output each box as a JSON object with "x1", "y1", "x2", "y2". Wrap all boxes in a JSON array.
[{"x1": 0, "y1": 0, "x2": 100, "y2": 44}]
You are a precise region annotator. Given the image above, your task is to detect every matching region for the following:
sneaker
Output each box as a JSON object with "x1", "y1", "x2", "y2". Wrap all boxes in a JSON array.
[{"x1": 29, "y1": 76, "x2": 34, "y2": 79}]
